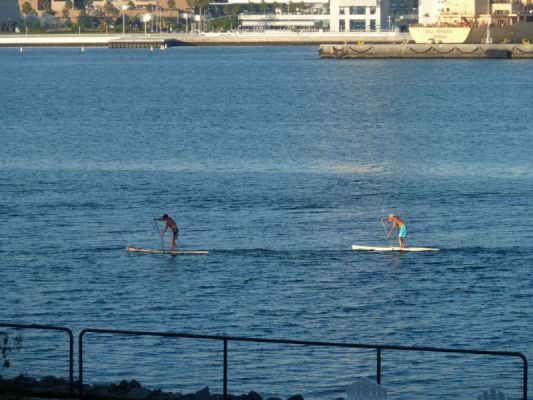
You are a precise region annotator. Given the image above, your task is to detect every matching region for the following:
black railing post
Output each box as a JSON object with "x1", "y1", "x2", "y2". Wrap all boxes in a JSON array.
[
  {"x1": 68, "y1": 329, "x2": 74, "y2": 396},
  {"x1": 79, "y1": 330, "x2": 84, "y2": 398},
  {"x1": 522, "y1": 353, "x2": 528, "y2": 400},
  {"x1": 223, "y1": 339, "x2": 228, "y2": 400},
  {"x1": 376, "y1": 347, "x2": 381, "y2": 384}
]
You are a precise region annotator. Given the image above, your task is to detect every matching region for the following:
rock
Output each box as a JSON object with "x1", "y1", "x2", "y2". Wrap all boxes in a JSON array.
[
  {"x1": 195, "y1": 386, "x2": 211, "y2": 400},
  {"x1": 92, "y1": 384, "x2": 110, "y2": 397},
  {"x1": 118, "y1": 380, "x2": 130, "y2": 392},
  {"x1": 286, "y1": 395, "x2": 304, "y2": 400},
  {"x1": 126, "y1": 387, "x2": 152, "y2": 400},
  {"x1": 13, "y1": 374, "x2": 38, "y2": 387},
  {"x1": 246, "y1": 391, "x2": 262, "y2": 400},
  {"x1": 266, "y1": 398, "x2": 282, "y2": 400},
  {"x1": 40, "y1": 375, "x2": 64, "y2": 387},
  {"x1": 108, "y1": 383, "x2": 120, "y2": 393},
  {"x1": 129, "y1": 379, "x2": 143, "y2": 389}
]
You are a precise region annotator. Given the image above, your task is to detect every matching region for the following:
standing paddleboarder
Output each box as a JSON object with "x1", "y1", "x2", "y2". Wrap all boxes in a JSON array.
[
  {"x1": 157, "y1": 214, "x2": 179, "y2": 251},
  {"x1": 385, "y1": 214, "x2": 407, "y2": 249}
]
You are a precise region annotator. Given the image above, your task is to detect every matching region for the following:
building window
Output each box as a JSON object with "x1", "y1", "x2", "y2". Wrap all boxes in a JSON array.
[
  {"x1": 339, "y1": 8, "x2": 345, "y2": 14},
  {"x1": 349, "y1": 6, "x2": 367, "y2": 14},
  {"x1": 339, "y1": 19, "x2": 346, "y2": 31},
  {"x1": 370, "y1": 20, "x2": 376, "y2": 30},
  {"x1": 369, "y1": 6, "x2": 376, "y2": 14},
  {"x1": 349, "y1": 19, "x2": 366, "y2": 30}
]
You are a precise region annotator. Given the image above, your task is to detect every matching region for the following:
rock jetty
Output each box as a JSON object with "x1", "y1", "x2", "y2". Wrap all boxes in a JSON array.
[{"x1": 0, "y1": 375, "x2": 316, "y2": 400}]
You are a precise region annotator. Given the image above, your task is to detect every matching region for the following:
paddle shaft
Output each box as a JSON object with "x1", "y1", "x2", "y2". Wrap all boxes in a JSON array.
[
  {"x1": 381, "y1": 219, "x2": 393, "y2": 248},
  {"x1": 153, "y1": 218, "x2": 165, "y2": 252}
]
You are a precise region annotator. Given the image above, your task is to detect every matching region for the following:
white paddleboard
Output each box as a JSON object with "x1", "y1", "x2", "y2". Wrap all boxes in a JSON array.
[
  {"x1": 351, "y1": 245, "x2": 439, "y2": 252},
  {"x1": 126, "y1": 247, "x2": 208, "y2": 255}
]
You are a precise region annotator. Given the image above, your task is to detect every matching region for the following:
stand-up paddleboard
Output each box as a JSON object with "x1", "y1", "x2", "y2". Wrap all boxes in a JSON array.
[
  {"x1": 126, "y1": 247, "x2": 208, "y2": 255},
  {"x1": 352, "y1": 244, "x2": 439, "y2": 252}
]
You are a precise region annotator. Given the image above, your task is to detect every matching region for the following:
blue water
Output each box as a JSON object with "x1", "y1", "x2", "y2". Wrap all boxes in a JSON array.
[{"x1": 0, "y1": 47, "x2": 532, "y2": 400}]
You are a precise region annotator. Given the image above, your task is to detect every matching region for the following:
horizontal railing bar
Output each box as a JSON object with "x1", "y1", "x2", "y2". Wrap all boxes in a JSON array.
[{"x1": 79, "y1": 328, "x2": 526, "y2": 360}]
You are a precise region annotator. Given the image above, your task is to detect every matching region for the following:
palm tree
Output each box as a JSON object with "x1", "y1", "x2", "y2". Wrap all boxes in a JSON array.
[
  {"x1": 168, "y1": 0, "x2": 176, "y2": 9},
  {"x1": 104, "y1": 0, "x2": 119, "y2": 17},
  {"x1": 21, "y1": 1, "x2": 33, "y2": 17},
  {"x1": 21, "y1": 1, "x2": 34, "y2": 31},
  {"x1": 188, "y1": 0, "x2": 210, "y2": 30}
]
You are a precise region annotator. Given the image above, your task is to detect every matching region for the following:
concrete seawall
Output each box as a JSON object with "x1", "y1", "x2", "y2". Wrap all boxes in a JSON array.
[{"x1": 319, "y1": 43, "x2": 533, "y2": 59}]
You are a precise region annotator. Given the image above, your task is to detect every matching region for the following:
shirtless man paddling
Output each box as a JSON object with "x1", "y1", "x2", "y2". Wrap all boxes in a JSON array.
[{"x1": 157, "y1": 214, "x2": 179, "y2": 252}]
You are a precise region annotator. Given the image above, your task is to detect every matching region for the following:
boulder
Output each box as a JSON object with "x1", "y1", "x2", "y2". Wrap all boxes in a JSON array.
[
  {"x1": 13, "y1": 374, "x2": 38, "y2": 387},
  {"x1": 130, "y1": 379, "x2": 143, "y2": 389},
  {"x1": 246, "y1": 391, "x2": 262, "y2": 400},
  {"x1": 195, "y1": 386, "x2": 211, "y2": 400},
  {"x1": 40, "y1": 375, "x2": 66, "y2": 387},
  {"x1": 126, "y1": 387, "x2": 152, "y2": 400},
  {"x1": 286, "y1": 395, "x2": 304, "y2": 400},
  {"x1": 118, "y1": 380, "x2": 130, "y2": 392}
]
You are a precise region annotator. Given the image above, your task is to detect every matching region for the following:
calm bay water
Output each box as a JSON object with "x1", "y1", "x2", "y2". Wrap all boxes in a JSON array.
[{"x1": 0, "y1": 46, "x2": 532, "y2": 399}]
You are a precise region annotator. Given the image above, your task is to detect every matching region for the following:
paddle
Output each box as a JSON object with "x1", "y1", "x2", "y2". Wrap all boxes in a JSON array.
[
  {"x1": 153, "y1": 218, "x2": 166, "y2": 253},
  {"x1": 380, "y1": 218, "x2": 393, "y2": 249}
]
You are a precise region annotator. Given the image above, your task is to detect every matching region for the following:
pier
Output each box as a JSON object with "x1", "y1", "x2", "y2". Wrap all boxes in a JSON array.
[{"x1": 319, "y1": 43, "x2": 533, "y2": 59}]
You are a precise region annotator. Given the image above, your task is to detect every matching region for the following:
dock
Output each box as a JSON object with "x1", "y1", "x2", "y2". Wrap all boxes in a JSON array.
[{"x1": 319, "y1": 43, "x2": 533, "y2": 59}]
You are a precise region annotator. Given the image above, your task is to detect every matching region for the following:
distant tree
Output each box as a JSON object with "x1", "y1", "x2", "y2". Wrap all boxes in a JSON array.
[
  {"x1": 104, "y1": 0, "x2": 119, "y2": 17},
  {"x1": 168, "y1": 0, "x2": 176, "y2": 9},
  {"x1": 259, "y1": 0, "x2": 268, "y2": 13},
  {"x1": 188, "y1": 0, "x2": 210, "y2": 30},
  {"x1": 21, "y1": 1, "x2": 34, "y2": 17},
  {"x1": 40, "y1": 0, "x2": 52, "y2": 12}
]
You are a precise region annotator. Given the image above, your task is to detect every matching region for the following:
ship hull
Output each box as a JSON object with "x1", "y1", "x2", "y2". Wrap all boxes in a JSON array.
[
  {"x1": 467, "y1": 22, "x2": 533, "y2": 43},
  {"x1": 410, "y1": 22, "x2": 533, "y2": 44}
]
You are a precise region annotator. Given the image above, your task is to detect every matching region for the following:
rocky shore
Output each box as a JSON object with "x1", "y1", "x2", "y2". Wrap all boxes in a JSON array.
[{"x1": 0, "y1": 375, "x2": 312, "y2": 400}]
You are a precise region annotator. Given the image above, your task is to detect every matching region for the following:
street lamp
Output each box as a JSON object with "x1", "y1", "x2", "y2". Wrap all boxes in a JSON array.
[
  {"x1": 182, "y1": 12, "x2": 190, "y2": 33},
  {"x1": 121, "y1": 4, "x2": 130, "y2": 36},
  {"x1": 485, "y1": 0, "x2": 492, "y2": 43}
]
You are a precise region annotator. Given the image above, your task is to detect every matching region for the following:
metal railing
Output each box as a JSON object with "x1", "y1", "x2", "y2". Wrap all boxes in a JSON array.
[
  {"x1": 79, "y1": 328, "x2": 528, "y2": 400},
  {"x1": 0, "y1": 322, "x2": 74, "y2": 396}
]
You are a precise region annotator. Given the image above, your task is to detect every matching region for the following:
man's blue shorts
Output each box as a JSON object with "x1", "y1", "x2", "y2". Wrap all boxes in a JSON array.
[{"x1": 399, "y1": 225, "x2": 407, "y2": 238}]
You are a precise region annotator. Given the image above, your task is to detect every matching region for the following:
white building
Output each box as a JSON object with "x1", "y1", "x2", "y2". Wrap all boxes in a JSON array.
[
  {"x1": 329, "y1": 0, "x2": 382, "y2": 32},
  {"x1": 220, "y1": 0, "x2": 383, "y2": 32}
]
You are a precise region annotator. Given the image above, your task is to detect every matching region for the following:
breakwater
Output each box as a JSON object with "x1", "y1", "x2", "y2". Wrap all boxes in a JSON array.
[
  {"x1": 319, "y1": 43, "x2": 533, "y2": 58},
  {"x1": 0, "y1": 375, "x2": 306, "y2": 400}
]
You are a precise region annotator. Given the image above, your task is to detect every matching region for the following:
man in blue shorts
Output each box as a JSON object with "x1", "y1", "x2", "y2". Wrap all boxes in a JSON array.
[{"x1": 386, "y1": 214, "x2": 407, "y2": 248}]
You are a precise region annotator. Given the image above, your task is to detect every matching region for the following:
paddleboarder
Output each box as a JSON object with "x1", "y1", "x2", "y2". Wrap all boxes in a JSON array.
[
  {"x1": 157, "y1": 214, "x2": 179, "y2": 251},
  {"x1": 385, "y1": 214, "x2": 406, "y2": 248}
]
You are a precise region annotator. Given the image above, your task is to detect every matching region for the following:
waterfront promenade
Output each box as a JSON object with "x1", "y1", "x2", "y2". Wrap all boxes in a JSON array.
[{"x1": 0, "y1": 31, "x2": 406, "y2": 48}]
